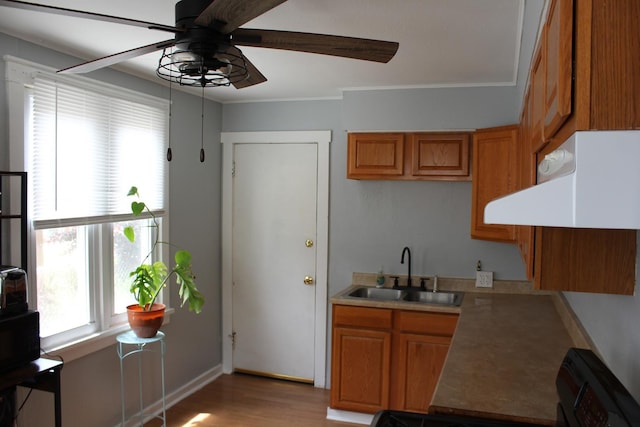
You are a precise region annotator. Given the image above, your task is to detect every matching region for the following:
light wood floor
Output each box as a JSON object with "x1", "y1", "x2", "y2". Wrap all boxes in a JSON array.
[{"x1": 145, "y1": 373, "x2": 357, "y2": 427}]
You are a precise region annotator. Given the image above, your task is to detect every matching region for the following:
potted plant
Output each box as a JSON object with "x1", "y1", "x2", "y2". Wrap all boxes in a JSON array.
[{"x1": 124, "y1": 186, "x2": 204, "y2": 337}]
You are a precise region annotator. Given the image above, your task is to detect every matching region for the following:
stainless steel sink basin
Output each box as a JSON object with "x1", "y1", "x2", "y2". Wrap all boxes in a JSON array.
[
  {"x1": 403, "y1": 290, "x2": 463, "y2": 306},
  {"x1": 347, "y1": 287, "x2": 404, "y2": 301},
  {"x1": 344, "y1": 286, "x2": 463, "y2": 306}
]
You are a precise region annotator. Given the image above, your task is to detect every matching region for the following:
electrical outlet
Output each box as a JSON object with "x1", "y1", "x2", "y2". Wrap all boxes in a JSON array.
[{"x1": 475, "y1": 271, "x2": 493, "y2": 288}]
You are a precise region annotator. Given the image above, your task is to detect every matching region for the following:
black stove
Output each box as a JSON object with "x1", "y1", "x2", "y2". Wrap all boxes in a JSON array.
[
  {"x1": 371, "y1": 411, "x2": 541, "y2": 427},
  {"x1": 372, "y1": 348, "x2": 640, "y2": 427}
]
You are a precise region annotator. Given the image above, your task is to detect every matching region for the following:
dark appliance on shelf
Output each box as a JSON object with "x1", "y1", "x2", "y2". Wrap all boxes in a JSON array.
[
  {"x1": 371, "y1": 348, "x2": 640, "y2": 427},
  {"x1": 0, "y1": 310, "x2": 40, "y2": 373},
  {"x1": 0, "y1": 266, "x2": 28, "y2": 316}
]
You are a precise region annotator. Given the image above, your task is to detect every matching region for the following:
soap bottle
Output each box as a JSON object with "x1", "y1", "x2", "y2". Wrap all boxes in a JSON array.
[{"x1": 376, "y1": 267, "x2": 385, "y2": 288}]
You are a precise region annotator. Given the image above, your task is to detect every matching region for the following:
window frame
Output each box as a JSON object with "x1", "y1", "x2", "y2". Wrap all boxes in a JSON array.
[{"x1": 5, "y1": 56, "x2": 173, "y2": 362}]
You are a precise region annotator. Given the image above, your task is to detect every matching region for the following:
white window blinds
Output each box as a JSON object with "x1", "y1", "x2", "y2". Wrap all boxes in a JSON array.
[{"x1": 30, "y1": 76, "x2": 168, "y2": 224}]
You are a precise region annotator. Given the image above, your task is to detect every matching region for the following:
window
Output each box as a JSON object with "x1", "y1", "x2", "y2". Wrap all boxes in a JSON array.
[{"x1": 7, "y1": 58, "x2": 169, "y2": 351}]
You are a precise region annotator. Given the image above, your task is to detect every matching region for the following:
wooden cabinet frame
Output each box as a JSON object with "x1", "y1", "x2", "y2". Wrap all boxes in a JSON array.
[{"x1": 512, "y1": 0, "x2": 638, "y2": 294}]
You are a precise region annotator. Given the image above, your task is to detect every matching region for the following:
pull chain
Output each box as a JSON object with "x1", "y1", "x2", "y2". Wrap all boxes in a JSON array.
[
  {"x1": 166, "y1": 55, "x2": 173, "y2": 162},
  {"x1": 200, "y1": 85, "x2": 205, "y2": 162}
]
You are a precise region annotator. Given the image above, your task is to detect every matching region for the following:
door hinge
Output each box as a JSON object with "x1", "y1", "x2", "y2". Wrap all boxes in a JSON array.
[
  {"x1": 231, "y1": 161, "x2": 236, "y2": 177},
  {"x1": 229, "y1": 331, "x2": 236, "y2": 349}
]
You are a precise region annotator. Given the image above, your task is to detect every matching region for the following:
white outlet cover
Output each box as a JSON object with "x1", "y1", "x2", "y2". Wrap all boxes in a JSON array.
[{"x1": 476, "y1": 271, "x2": 493, "y2": 288}]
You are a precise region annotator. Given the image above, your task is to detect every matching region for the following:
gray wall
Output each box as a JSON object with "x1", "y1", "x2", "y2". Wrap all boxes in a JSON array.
[
  {"x1": 0, "y1": 32, "x2": 222, "y2": 426},
  {"x1": 563, "y1": 250, "x2": 640, "y2": 397},
  {"x1": 222, "y1": 88, "x2": 527, "y2": 388},
  {"x1": 223, "y1": 88, "x2": 527, "y2": 290}
]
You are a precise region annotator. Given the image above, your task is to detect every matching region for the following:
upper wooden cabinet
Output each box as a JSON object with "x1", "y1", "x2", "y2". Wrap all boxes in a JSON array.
[
  {"x1": 529, "y1": 0, "x2": 574, "y2": 153},
  {"x1": 347, "y1": 133, "x2": 405, "y2": 178},
  {"x1": 544, "y1": 0, "x2": 640, "y2": 151},
  {"x1": 535, "y1": 228, "x2": 636, "y2": 295},
  {"x1": 543, "y1": 0, "x2": 573, "y2": 141},
  {"x1": 529, "y1": 30, "x2": 547, "y2": 153},
  {"x1": 512, "y1": 0, "x2": 638, "y2": 294},
  {"x1": 470, "y1": 125, "x2": 518, "y2": 243},
  {"x1": 409, "y1": 133, "x2": 470, "y2": 179},
  {"x1": 347, "y1": 132, "x2": 471, "y2": 181},
  {"x1": 517, "y1": 91, "x2": 536, "y2": 280}
]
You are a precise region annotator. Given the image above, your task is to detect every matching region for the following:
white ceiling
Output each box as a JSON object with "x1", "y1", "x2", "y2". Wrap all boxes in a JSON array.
[{"x1": 0, "y1": 0, "x2": 532, "y2": 104}]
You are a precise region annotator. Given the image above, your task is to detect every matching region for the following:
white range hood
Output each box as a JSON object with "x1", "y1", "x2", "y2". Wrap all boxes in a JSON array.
[{"x1": 484, "y1": 130, "x2": 640, "y2": 229}]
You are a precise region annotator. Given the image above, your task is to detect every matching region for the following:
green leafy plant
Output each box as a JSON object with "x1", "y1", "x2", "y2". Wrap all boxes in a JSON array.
[{"x1": 124, "y1": 186, "x2": 204, "y2": 313}]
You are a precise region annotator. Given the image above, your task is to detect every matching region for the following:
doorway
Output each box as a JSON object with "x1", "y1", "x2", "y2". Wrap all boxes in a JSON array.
[{"x1": 221, "y1": 131, "x2": 330, "y2": 387}]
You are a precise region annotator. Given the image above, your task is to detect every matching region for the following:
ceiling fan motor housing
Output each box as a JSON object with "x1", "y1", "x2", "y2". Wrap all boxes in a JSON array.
[
  {"x1": 175, "y1": 0, "x2": 216, "y2": 29},
  {"x1": 174, "y1": 0, "x2": 231, "y2": 64}
]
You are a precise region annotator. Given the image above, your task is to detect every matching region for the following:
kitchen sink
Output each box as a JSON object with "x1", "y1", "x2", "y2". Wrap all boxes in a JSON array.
[
  {"x1": 402, "y1": 290, "x2": 463, "y2": 306},
  {"x1": 347, "y1": 287, "x2": 404, "y2": 301},
  {"x1": 344, "y1": 286, "x2": 463, "y2": 306}
]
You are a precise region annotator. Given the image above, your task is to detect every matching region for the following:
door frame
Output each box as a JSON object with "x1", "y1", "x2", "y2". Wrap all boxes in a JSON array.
[{"x1": 220, "y1": 130, "x2": 331, "y2": 387}]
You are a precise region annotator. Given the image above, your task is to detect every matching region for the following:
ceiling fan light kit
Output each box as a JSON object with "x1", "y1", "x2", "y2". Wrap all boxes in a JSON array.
[{"x1": 156, "y1": 46, "x2": 247, "y2": 87}]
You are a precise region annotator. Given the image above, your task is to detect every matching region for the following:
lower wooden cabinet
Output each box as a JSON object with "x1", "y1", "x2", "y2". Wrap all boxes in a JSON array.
[
  {"x1": 330, "y1": 326, "x2": 391, "y2": 413},
  {"x1": 330, "y1": 305, "x2": 458, "y2": 414}
]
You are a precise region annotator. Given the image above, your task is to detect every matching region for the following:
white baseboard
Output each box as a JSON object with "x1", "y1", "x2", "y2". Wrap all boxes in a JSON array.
[
  {"x1": 117, "y1": 364, "x2": 223, "y2": 427},
  {"x1": 326, "y1": 407, "x2": 373, "y2": 425}
]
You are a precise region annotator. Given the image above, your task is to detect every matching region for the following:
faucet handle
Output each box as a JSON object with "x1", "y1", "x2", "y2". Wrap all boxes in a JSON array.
[
  {"x1": 419, "y1": 277, "x2": 427, "y2": 291},
  {"x1": 390, "y1": 276, "x2": 400, "y2": 289}
]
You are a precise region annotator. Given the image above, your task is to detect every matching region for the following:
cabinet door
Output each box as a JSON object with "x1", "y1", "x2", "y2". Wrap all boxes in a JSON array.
[
  {"x1": 330, "y1": 327, "x2": 391, "y2": 413},
  {"x1": 347, "y1": 133, "x2": 404, "y2": 179},
  {"x1": 471, "y1": 125, "x2": 518, "y2": 242},
  {"x1": 409, "y1": 133, "x2": 470, "y2": 180},
  {"x1": 392, "y1": 333, "x2": 451, "y2": 413},
  {"x1": 543, "y1": 0, "x2": 573, "y2": 140},
  {"x1": 391, "y1": 310, "x2": 457, "y2": 413},
  {"x1": 530, "y1": 32, "x2": 547, "y2": 153},
  {"x1": 535, "y1": 227, "x2": 636, "y2": 295}
]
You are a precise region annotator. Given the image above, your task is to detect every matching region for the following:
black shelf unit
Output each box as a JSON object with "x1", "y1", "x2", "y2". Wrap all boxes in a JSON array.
[{"x1": 0, "y1": 172, "x2": 27, "y2": 270}]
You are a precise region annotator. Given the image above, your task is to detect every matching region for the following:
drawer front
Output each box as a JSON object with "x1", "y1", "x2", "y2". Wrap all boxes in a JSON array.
[
  {"x1": 395, "y1": 310, "x2": 458, "y2": 336},
  {"x1": 333, "y1": 305, "x2": 392, "y2": 329}
]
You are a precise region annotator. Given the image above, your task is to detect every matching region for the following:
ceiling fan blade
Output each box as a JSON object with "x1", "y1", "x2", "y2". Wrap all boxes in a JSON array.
[
  {"x1": 216, "y1": 49, "x2": 267, "y2": 89},
  {"x1": 58, "y1": 39, "x2": 176, "y2": 74},
  {"x1": 0, "y1": 0, "x2": 180, "y2": 33},
  {"x1": 231, "y1": 29, "x2": 399, "y2": 63},
  {"x1": 195, "y1": 0, "x2": 287, "y2": 34},
  {"x1": 232, "y1": 56, "x2": 267, "y2": 89}
]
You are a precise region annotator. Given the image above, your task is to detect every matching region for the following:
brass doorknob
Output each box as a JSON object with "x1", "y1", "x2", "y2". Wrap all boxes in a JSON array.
[
  {"x1": 304, "y1": 276, "x2": 314, "y2": 285},
  {"x1": 305, "y1": 239, "x2": 314, "y2": 248}
]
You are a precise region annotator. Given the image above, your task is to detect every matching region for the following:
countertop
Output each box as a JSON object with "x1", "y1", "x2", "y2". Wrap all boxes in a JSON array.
[{"x1": 330, "y1": 279, "x2": 590, "y2": 425}]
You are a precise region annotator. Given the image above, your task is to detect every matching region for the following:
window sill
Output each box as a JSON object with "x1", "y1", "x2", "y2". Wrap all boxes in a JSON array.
[{"x1": 43, "y1": 307, "x2": 174, "y2": 363}]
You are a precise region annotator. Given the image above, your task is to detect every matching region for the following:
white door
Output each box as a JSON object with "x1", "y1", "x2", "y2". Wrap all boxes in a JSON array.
[{"x1": 231, "y1": 142, "x2": 318, "y2": 382}]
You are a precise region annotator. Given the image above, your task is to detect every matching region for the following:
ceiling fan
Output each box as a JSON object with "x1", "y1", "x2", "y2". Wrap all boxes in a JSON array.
[{"x1": 0, "y1": 0, "x2": 400, "y2": 89}]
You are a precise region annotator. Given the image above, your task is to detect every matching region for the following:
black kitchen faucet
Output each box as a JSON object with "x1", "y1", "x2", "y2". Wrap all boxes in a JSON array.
[{"x1": 401, "y1": 246, "x2": 412, "y2": 288}]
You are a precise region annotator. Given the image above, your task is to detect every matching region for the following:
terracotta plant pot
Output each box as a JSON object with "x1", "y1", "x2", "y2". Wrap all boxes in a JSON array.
[{"x1": 126, "y1": 303, "x2": 166, "y2": 338}]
